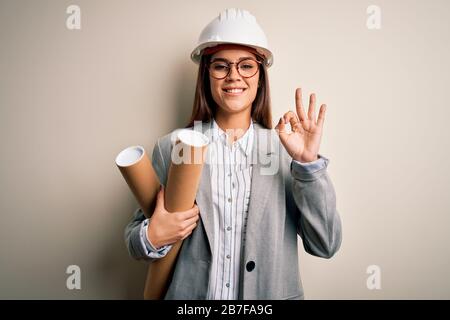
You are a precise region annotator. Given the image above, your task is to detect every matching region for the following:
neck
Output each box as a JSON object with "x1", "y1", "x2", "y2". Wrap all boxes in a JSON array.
[{"x1": 215, "y1": 109, "x2": 252, "y2": 143}]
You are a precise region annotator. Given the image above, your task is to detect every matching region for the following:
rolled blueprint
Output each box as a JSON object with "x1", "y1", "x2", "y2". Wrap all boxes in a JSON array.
[
  {"x1": 115, "y1": 146, "x2": 160, "y2": 219},
  {"x1": 143, "y1": 129, "x2": 209, "y2": 299}
]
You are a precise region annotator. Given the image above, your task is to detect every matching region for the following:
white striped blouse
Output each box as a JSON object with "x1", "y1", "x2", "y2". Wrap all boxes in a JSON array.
[{"x1": 205, "y1": 118, "x2": 254, "y2": 300}]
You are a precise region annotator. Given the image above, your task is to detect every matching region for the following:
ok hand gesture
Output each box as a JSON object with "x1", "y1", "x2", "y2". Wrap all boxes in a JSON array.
[{"x1": 275, "y1": 88, "x2": 327, "y2": 163}]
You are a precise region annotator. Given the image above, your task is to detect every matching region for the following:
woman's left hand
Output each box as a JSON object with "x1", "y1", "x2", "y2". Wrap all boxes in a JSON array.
[{"x1": 275, "y1": 88, "x2": 326, "y2": 163}]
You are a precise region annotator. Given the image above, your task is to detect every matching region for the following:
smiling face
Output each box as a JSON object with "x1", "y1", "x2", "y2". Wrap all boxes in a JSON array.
[{"x1": 209, "y1": 48, "x2": 260, "y2": 117}]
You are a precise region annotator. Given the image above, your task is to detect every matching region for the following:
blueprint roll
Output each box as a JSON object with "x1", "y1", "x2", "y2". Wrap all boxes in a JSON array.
[
  {"x1": 115, "y1": 145, "x2": 159, "y2": 219},
  {"x1": 143, "y1": 129, "x2": 209, "y2": 299}
]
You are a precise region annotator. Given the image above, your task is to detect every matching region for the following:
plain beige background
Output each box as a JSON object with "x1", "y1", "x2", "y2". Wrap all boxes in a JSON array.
[{"x1": 1, "y1": 0, "x2": 449, "y2": 299}]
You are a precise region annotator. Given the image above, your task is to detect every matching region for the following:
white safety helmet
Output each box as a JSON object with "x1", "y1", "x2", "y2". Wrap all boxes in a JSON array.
[{"x1": 191, "y1": 8, "x2": 273, "y2": 67}]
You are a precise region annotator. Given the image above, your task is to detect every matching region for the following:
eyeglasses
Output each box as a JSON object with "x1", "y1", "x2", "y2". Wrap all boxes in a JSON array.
[{"x1": 207, "y1": 58, "x2": 261, "y2": 80}]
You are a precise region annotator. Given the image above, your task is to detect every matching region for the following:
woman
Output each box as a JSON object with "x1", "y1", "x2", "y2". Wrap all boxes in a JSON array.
[{"x1": 125, "y1": 8, "x2": 342, "y2": 300}]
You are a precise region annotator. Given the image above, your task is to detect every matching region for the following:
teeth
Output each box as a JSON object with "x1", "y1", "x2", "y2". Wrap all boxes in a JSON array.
[{"x1": 225, "y1": 88, "x2": 244, "y2": 93}]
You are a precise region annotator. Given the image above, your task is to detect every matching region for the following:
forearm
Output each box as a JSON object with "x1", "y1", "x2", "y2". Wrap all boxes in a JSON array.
[
  {"x1": 291, "y1": 155, "x2": 342, "y2": 258},
  {"x1": 124, "y1": 208, "x2": 171, "y2": 261}
]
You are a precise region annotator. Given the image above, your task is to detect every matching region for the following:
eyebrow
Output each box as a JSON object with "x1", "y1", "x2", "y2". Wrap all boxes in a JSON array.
[{"x1": 210, "y1": 57, "x2": 255, "y2": 63}]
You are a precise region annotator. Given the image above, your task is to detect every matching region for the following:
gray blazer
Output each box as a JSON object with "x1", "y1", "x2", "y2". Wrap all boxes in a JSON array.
[{"x1": 125, "y1": 121, "x2": 342, "y2": 300}]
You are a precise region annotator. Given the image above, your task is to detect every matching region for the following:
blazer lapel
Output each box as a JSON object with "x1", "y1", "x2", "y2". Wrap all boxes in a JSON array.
[
  {"x1": 245, "y1": 124, "x2": 279, "y2": 250},
  {"x1": 195, "y1": 162, "x2": 215, "y2": 254},
  {"x1": 193, "y1": 121, "x2": 215, "y2": 254}
]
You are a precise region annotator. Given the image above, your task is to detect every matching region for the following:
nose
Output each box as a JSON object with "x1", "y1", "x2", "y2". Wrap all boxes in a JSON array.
[{"x1": 226, "y1": 64, "x2": 242, "y2": 81}]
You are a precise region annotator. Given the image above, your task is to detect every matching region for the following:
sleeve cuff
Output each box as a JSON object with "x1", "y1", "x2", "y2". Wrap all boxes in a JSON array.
[
  {"x1": 291, "y1": 154, "x2": 329, "y2": 181},
  {"x1": 140, "y1": 219, "x2": 171, "y2": 258}
]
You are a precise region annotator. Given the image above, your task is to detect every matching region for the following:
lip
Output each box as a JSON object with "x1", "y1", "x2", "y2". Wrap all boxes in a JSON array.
[{"x1": 222, "y1": 88, "x2": 247, "y2": 96}]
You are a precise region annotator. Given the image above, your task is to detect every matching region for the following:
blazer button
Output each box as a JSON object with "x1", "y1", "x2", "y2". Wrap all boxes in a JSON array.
[{"x1": 246, "y1": 261, "x2": 255, "y2": 272}]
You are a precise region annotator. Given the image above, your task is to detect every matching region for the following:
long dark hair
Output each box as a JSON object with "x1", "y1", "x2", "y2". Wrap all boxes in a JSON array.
[{"x1": 186, "y1": 53, "x2": 273, "y2": 129}]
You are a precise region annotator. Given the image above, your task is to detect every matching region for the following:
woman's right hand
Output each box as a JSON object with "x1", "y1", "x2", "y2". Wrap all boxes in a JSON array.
[{"x1": 147, "y1": 187, "x2": 200, "y2": 249}]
